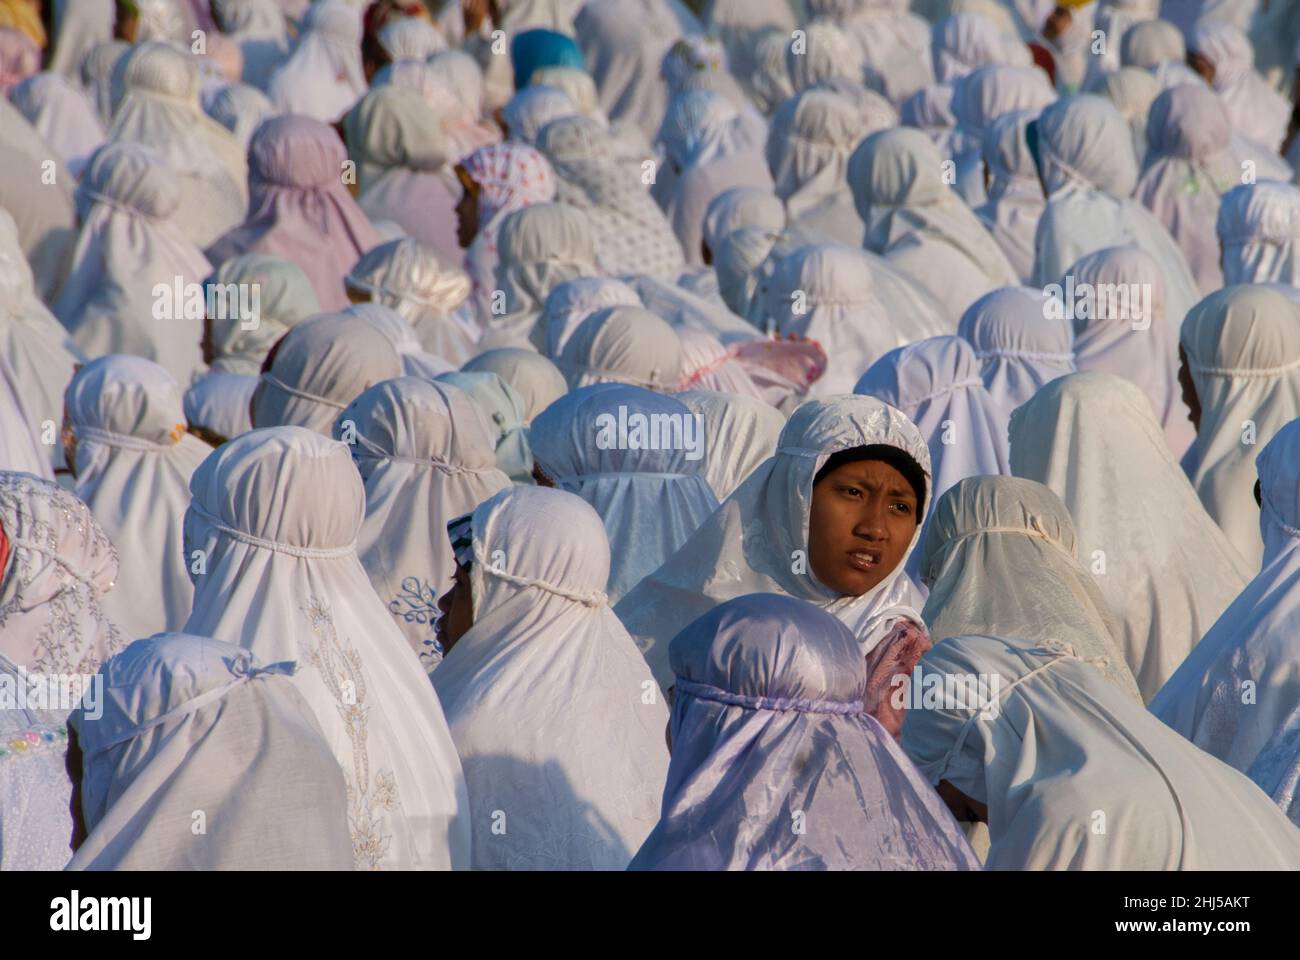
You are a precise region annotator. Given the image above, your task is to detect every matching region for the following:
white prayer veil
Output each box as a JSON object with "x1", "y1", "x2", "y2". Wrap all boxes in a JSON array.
[
  {"x1": 1009, "y1": 372, "x2": 1250, "y2": 700},
  {"x1": 540, "y1": 275, "x2": 642, "y2": 359},
  {"x1": 1064, "y1": 243, "x2": 1194, "y2": 456},
  {"x1": 700, "y1": 185, "x2": 787, "y2": 261},
  {"x1": 432, "y1": 486, "x2": 670, "y2": 869},
  {"x1": 949, "y1": 64, "x2": 1055, "y2": 208},
  {"x1": 68, "y1": 356, "x2": 211, "y2": 641},
  {"x1": 0, "y1": 471, "x2": 123, "y2": 674},
  {"x1": 616, "y1": 394, "x2": 932, "y2": 691},
  {"x1": 211, "y1": 0, "x2": 290, "y2": 90},
  {"x1": 80, "y1": 38, "x2": 130, "y2": 125},
  {"x1": 204, "y1": 81, "x2": 278, "y2": 150},
  {"x1": 901, "y1": 631, "x2": 1300, "y2": 868},
  {"x1": 434, "y1": 370, "x2": 534, "y2": 484},
  {"x1": 762, "y1": 244, "x2": 903, "y2": 395},
  {"x1": 917, "y1": 475, "x2": 1141, "y2": 700},
  {"x1": 674, "y1": 389, "x2": 785, "y2": 501},
  {"x1": 1189, "y1": 18, "x2": 1290, "y2": 154},
  {"x1": 180, "y1": 425, "x2": 471, "y2": 869},
  {"x1": 1216, "y1": 180, "x2": 1300, "y2": 287},
  {"x1": 974, "y1": 109, "x2": 1046, "y2": 284},
  {"x1": 850, "y1": 127, "x2": 1020, "y2": 320},
  {"x1": 9, "y1": 72, "x2": 105, "y2": 177},
  {"x1": 931, "y1": 12, "x2": 1024, "y2": 83},
  {"x1": 49, "y1": 0, "x2": 113, "y2": 79},
  {"x1": 55, "y1": 141, "x2": 212, "y2": 387},
  {"x1": 957, "y1": 286, "x2": 1075, "y2": 430},
  {"x1": 629, "y1": 593, "x2": 979, "y2": 871},
  {"x1": 338, "y1": 376, "x2": 509, "y2": 669},
  {"x1": 462, "y1": 347, "x2": 568, "y2": 423},
  {"x1": 1180, "y1": 285, "x2": 1300, "y2": 570},
  {"x1": 268, "y1": 0, "x2": 366, "y2": 123},
  {"x1": 343, "y1": 302, "x2": 454, "y2": 380},
  {"x1": 106, "y1": 41, "x2": 249, "y2": 248},
  {"x1": 376, "y1": 15, "x2": 445, "y2": 63},
  {"x1": 829, "y1": 0, "x2": 935, "y2": 106},
  {"x1": 530, "y1": 384, "x2": 718, "y2": 604},
  {"x1": 250, "y1": 312, "x2": 403, "y2": 435},
  {"x1": 68, "y1": 633, "x2": 354, "y2": 870},
  {"x1": 1085, "y1": 65, "x2": 1159, "y2": 163},
  {"x1": 674, "y1": 328, "x2": 764, "y2": 399},
  {"x1": 502, "y1": 84, "x2": 578, "y2": 146},
  {"x1": 555, "y1": 305, "x2": 683, "y2": 392}
]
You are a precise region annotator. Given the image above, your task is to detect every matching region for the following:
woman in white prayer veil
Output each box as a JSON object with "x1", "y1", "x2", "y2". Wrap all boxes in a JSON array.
[
  {"x1": 957, "y1": 286, "x2": 1075, "y2": 431},
  {"x1": 674, "y1": 389, "x2": 784, "y2": 501},
  {"x1": 268, "y1": 0, "x2": 366, "y2": 123},
  {"x1": 463, "y1": 348, "x2": 568, "y2": 423},
  {"x1": 501, "y1": 84, "x2": 578, "y2": 146},
  {"x1": 66, "y1": 633, "x2": 354, "y2": 870},
  {"x1": 376, "y1": 15, "x2": 445, "y2": 65},
  {"x1": 1085, "y1": 66, "x2": 1159, "y2": 164},
  {"x1": 1189, "y1": 19, "x2": 1290, "y2": 154},
  {"x1": 540, "y1": 275, "x2": 642, "y2": 359},
  {"x1": 530, "y1": 384, "x2": 718, "y2": 604},
  {"x1": 748, "y1": 27, "x2": 795, "y2": 116},
  {"x1": 766, "y1": 89, "x2": 870, "y2": 248},
  {"x1": 344, "y1": 302, "x2": 454, "y2": 380},
  {"x1": 211, "y1": 0, "x2": 289, "y2": 90},
  {"x1": 180, "y1": 426, "x2": 471, "y2": 869},
  {"x1": 616, "y1": 394, "x2": 934, "y2": 694},
  {"x1": 1216, "y1": 181, "x2": 1300, "y2": 287},
  {"x1": 432, "y1": 486, "x2": 669, "y2": 869},
  {"x1": 1082, "y1": 0, "x2": 1157, "y2": 85},
  {"x1": 346, "y1": 238, "x2": 479, "y2": 364},
  {"x1": 423, "y1": 50, "x2": 502, "y2": 161},
  {"x1": 482, "y1": 202, "x2": 599, "y2": 352},
  {"x1": 901, "y1": 84, "x2": 959, "y2": 161},
  {"x1": 0, "y1": 210, "x2": 82, "y2": 474},
  {"x1": 1179, "y1": 285, "x2": 1300, "y2": 570},
  {"x1": 1065, "y1": 244, "x2": 1193, "y2": 457},
  {"x1": 697, "y1": 0, "x2": 797, "y2": 104},
  {"x1": 850, "y1": 127, "x2": 1020, "y2": 321},
  {"x1": 975, "y1": 110, "x2": 1046, "y2": 284},
  {"x1": 1151, "y1": 418, "x2": 1300, "y2": 824},
  {"x1": 917, "y1": 476, "x2": 1141, "y2": 700},
  {"x1": 710, "y1": 227, "x2": 780, "y2": 329},
  {"x1": 554, "y1": 306, "x2": 683, "y2": 393},
  {"x1": 106, "y1": 42, "x2": 248, "y2": 249},
  {"x1": 1119, "y1": 17, "x2": 1184, "y2": 75},
  {"x1": 699, "y1": 186, "x2": 786, "y2": 263},
  {"x1": 629, "y1": 593, "x2": 980, "y2": 871},
  {"x1": 1030, "y1": 94, "x2": 1201, "y2": 325},
  {"x1": 185, "y1": 254, "x2": 320, "y2": 444},
  {"x1": 80, "y1": 38, "x2": 130, "y2": 125},
  {"x1": 817, "y1": 0, "x2": 934, "y2": 106},
  {"x1": 203, "y1": 82, "x2": 276, "y2": 149},
  {"x1": 949, "y1": 64, "x2": 1054, "y2": 209},
  {"x1": 0, "y1": 371, "x2": 48, "y2": 478},
  {"x1": 250, "y1": 313, "x2": 403, "y2": 435},
  {"x1": 900, "y1": 631, "x2": 1300, "y2": 869},
  {"x1": 9, "y1": 73, "x2": 105, "y2": 177},
  {"x1": 337, "y1": 377, "x2": 509, "y2": 670},
  {"x1": 931, "y1": 12, "x2": 1027, "y2": 84},
  {"x1": 66, "y1": 356, "x2": 212, "y2": 641},
  {"x1": 435, "y1": 370, "x2": 534, "y2": 484},
  {"x1": 783, "y1": 20, "x2": 902, "y2": 130},
  {"x1": 1134, "y1": 83, "x2": 1238, "y2": 295},
  {"x1": 0, "y1": 471, "x2": 123, "y2": 674},
  {"x1": 55, "y1": 142, "x2": 211, "y2": 387},
  {"x1": 762, "y1": 244, "x2": 904, "y2": 396},
  {"x1": 49, "y1": 0, "x2": 113, "y2": 78},
  {"x1": 537, "y1": 114, "x2": 686, "y2": 281},
  {"x1": 1009, "y1": 373, "x2": 1249, "y2": 701}
]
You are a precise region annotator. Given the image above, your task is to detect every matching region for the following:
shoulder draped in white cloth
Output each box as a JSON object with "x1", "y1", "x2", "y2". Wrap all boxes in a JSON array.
[{"x1": 268, "y1": 0, "x2": 366, "y2": 123}]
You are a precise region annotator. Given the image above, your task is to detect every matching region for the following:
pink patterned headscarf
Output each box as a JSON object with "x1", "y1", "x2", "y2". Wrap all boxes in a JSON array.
[
  {"x1": 0, "y1": 27, "x2": 38, "y2": 94},
  {"x1": 206, "y1": 114, "x2": 382, "y2": 311}
]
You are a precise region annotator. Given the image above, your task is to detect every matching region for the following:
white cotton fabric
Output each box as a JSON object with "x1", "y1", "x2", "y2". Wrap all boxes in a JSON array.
[
  {"x1": 9, "y1": 72, "x2": 104, "y2": 177},
  {"x1": 932, "y1": 11, "x2": 1025, "y2": 83},
  {"x1": 432, "y1": 486, "x2": 670, "y2": 869},
  {"x1": 211, "y1": 0, "x2": 290, "y2": 90},
  {"x1": 958, "y1": 286, "x2": 1076, "y2": 430},
  {"x1": 463, "y1": 347, "x2": 569, "y2": 423},
  {"x1": 1151, "y1": 417, "x2": 1300, "y2": 823},
  {"x1": 540, "y1": 276, "x2": 642, "y2": 359},
  {"x1": 268, "y1": 0, "x2": 366, "y2": 123},
  {"x1": 1217, "y1": 181, "x2": 1300, "y2": 287},
  {"x1": 339, "y1": 377, "x2": 509, "y2": 667},
  {"x1": 250, "y1": 313, "x2": 403, "y2": 435},
  {"x1": 1064, "y1": 243, "x2": 1194, "y2": 456},
  {"x1": 1030, "y1": 94, "x2": 1201, "y2": 326},
  {"x1": 1179, "y1": 285, "x2": 1300, "y2": 570},
  {"x1": 54, "y1": 142, "x2": 211, "y2": 387},
  {"x1": 422, "y1": 50, "x2": 501, "y2": 161},
  {"x1": 850, "y1": 127, "x2": 1020, "y2": 321},
  {"x1": 1009, "y1": 372, "x2": 1250, "y2": 701},
  {"x1": 0, "y1": 471, "x2": 123, "y2": 673},
  {"x1": 674, "y1": 329, "x2": 764, "y2": 400},
  {"x1": 832, "y1": 0, "x2": 935, "y2": 105},
  {"x1": 80, "y1": 39, "x2": 130, "y2": 125},
  {"x1": 68, "y1": 356, "x2": 211, "y2": 642},
  {"x1": 1190, "y1": 19, "x2": 1290, "y2": 154},
  {"x1": 1086, "y1": 65, "x2": 1160, "y2": 164},
  {"x1": 180, "y1": 425, "x2": 471, "y2": 869},
  {"x1": 49, "y1": 0, "x2": 113, "y2": 78},
  {"x1": 434, "y1": 370, "x2": 534, "y2": 484},
  {"x1": 204, "y1": 81, "x2": 279, "y2": 149},
  {"x1": 68, "y1": 633, "x2": 355, "y2": 870},
  {"x1": 377, "y1": 15, "x2": 445, "y2": 63},
  {"x1": 1083, "y1": 0, "x2": 1158, "y2": 83},
  {"x1": 555, "y1": 306, "x2": 683, "y2": 393},
  {"x1": 343, "y1": 303, "x2": 454, "y2": 380},
  {"x1": 530, "y1": 384, "x2": 718, "y2": 604},
  {"x1": 502, "y1": 84, "x2": 578, "y2": 145},
  {"x1": 674, "y1": 389, "x2": 785, "y2": 501},
  {"x1": 616, "y1": 394, "x2": 932, "y2": 692},
  {"x1": 762, "y1": 244, "x2": 904, "y2": 396},
  {"x1": 700, "y1": 186, "x2": 786, "y2": 259},
  {"x1": 975, "y1": 110, "x2": 1046, "y2": 283},
  {"x1": 949, "y1": 64, "x2": 1055, "y2": 209},
  {"x1": 901, "y1": 632, "x2": 1300, "y2": 869}
]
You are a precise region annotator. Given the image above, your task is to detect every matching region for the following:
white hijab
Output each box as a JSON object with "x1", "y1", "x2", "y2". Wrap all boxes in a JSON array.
[
  {"x1": 831, "y1": 0, "x2": 935, "y2": 105},
  {"x1": 1086, "y1": 65, "x2": 1160, "y2": 164},
  {"x1": 1180, "y1": 285, "x2": 1300, "y2": 570},
  {"x1": 8, "y1": 72, "x2": 105, "y2": 177},
  {"x1": 555, "y1": 305, "x2": 683, "y2": 393},
  {"x1": 203, "y1": 81, "x2": 279, "y2": 149},
  {"x1": 344, "y1": 302, "x2": 456, "y2": 380},
  {"x1": 55, "y1": 142, "x2": 212, "y2": 387},
  {"x1": 180, "y1": 425, "x2": 471, "y2": 869},
  {"x1": 1189, "y1": 19, "x2": 1290, "y2": 154},
  {"x1": 949, "y1": 64, "x2": 1055, "y2": 209},
  {"x1": 901, "y1": 632, "x2": 1300, "y2": 869},
  {"x1": 68, "y1": 633, "x2": 355, "y2": 870},
  {"x1": 674, "y1": 389, "x2": 785, "y2": 501},
  {"x1": 211, "y1": 0, "x2": 290, "y2": 89},
  {"x1": 1217, "y1": 180, "x2": 1300, "y2": 287},
  {"x1": 1010, "y1": 372, "x2": 1251, "y2": 701},
  {"x1": 531, "y1": 384, "x2": 719, "y2": 604},
  {"x1": 1151, "y1": 418, "x2": 1300, "y2": 823},
  {"x1": 540, "y1": 275, "x2": 642, "y2": 359},
  {"x1": 616, "y1": 394, "x2": 932, "y2": 692},
  {"x1": 432, "y1": 486, "x2": 670, "y2": 869},
  {"x1": 49, "y1": 0, "x2": 113, "y2": 78},
  {"x1": 68, "y1": 356, "x2": 212, "y2": 641},
  {"x1": 974, "y1": 110, "x2": 1046, "y2": 284},
  {"x1": 462, "y1": 347, "x2": 569, "y2": 423},
  {"x1": 339, "y1": 377, "x2": 510, "y2": 670},
  {"x1": 268, "y1": 0, "x2": 366, "y2": 123}
]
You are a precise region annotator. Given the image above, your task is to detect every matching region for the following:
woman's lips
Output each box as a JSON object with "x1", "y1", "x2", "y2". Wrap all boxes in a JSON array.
[{"x1": 846, "y1": 549, "x2": 881, "y2": 572}]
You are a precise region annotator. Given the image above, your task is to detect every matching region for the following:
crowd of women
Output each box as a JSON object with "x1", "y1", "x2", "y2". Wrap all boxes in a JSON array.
[{"x1": 3, "y1": 0, "x2": 1300, "y2": 871}]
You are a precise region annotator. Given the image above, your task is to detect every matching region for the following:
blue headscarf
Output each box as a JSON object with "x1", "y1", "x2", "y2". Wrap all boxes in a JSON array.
[{"x1": 511, "y1": 29, "x2": 585, "y2": 90}]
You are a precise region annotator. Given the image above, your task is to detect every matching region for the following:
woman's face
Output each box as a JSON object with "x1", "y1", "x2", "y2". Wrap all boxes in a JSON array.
[
  {"x1": 1187, "y1": 51, "x2": 1215, "y2": 85},
  {"x1": 436, "y1": 562, "x2": 474, "y2": 655},
  {"x1": 455, "y1": 165, "x2": 482, "y2": 249},
  {"x1": 808, "y1": 459, "x2": 919, "y2": 596}
]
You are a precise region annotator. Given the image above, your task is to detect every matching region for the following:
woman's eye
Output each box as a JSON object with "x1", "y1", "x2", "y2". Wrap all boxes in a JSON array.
[
  {"x1": 890, "y1": 502, "x2": 912, "y2": 514},
  {"x1": 840, "y1": 486, "x2": 862, "y2": 498}
]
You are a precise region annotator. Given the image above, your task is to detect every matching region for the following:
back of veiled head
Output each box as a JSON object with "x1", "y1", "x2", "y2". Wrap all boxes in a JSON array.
[
  {"x1": 786, "y1": 19, "x2": 865, "y2": 94},
  {"x1": 902, "y1": 84, "x2": 957, "y2": 133},
  {"x1": 702, "y1": 187, "x2": 786, "y2": 256},
  {"x1": 428, "y1": 48, "x2": 485, "y2": 113},
  {"x1": 558, "y1": 306, "x2": 683, "y2": 391},
  {"x1": 303, "y1": 0, "x2": 361, "y2": 43},
  {"x1": 377, "y1": 16, "x2": 444, "y2": 62},
  {"x1": 712, "y1": 227, "x2": 780, "y2": 318},
  {"x1": 959, "y1": 287, "x2": 1072, "y2": 356},
  {"x1": 1036, "y1": 94, "x2": 1138, "y2": 197},
  {"x1": 765, "y1": 243, "x2": 876, "y2": 319},
  {"x1": 206, "y1": 253, "x2": 321, "y2": 366},
  {"x1": 462, "y1": 348, "x2": 568, "y2": 423},
  {"x1": 952, "y1": 64, "x2": 1054, "y2": 139},
  {"x1": 346, "y1": 237, "x2": 471, "y2": 313},
  {"x1": 537, "y1": 112, "x2": 617, "y2": 170},
  {"x1": 1087, "y1": 66, "x2": 1159, "y2": 120},
  {"x1": 1189, "y1": 19, "x2": 1253, "y2": 87},
  {"x1": 1064, "y1": 244, "x2": 1165, "y2": 338},
  {"x1": 206, "y1": 82, "x2": 277, "y2": 144},
  {"x1": 541, "y1": 275, "x2": 642, "y2": 356},
  {"x1": 528, "y1": 66, "x2": 599, "y2": 119},
  {"x1": 855, "y1": 336, "x2": 984, "y2": 413},
  {"x1": 1120, "y1": 18, "x2": 1185, "y2": 68},
  {"x1": 1257, "y1": 418, "x2": 1300, "y2": 560},
  {"x1": 344, "y1": 83, "x2": 447, "y2": 174},
  {"x1": 497, "y1": 202, "x2": 595, "y2": 270},
  {"x1": 80, "y1": 141, "x2": 181, "y2": 219},
  {"x1": 511, "y1": 27, "x2": 585, "y2": 90},
  {"x1": 1145, "y1": 83, "x2": 1230, "y2": 161},
  {"x1": 66, "y1": 355, "x2": 186, "y2": 446},
  {"x1": 116, "y1": 40, "x2": 200, "y2": 105},
  {"x1": 932, "y1": 13, "x2": 1013, "y2": 83},
  {"x1": 982, "y1": 109, "x2": 1040, "y2": 185},
  {"x1": 1216, "y1": 181, "x2": 1300, "y2": 254},
  {"x1": 658, "y1": 88, "x2": 739, "y2": 170},
  {"x1": 249, "y1": 114, "x2": 348, "y2": 190},
  {"x1": 433, "y1": 370, "x2": 528, "y2": 446},
  {"x1": 848, "y1": 126, "x2": 948, "y2": 215},
  {"x1": 767, "y1": 89, "x2": 862, "y2": 197},
  {"x1": 502, "y1": 85, "x2": 577, "y2": 145},
  {"x1": 1179, "y1": 284, "x2": 1300, "y2": 378}
]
